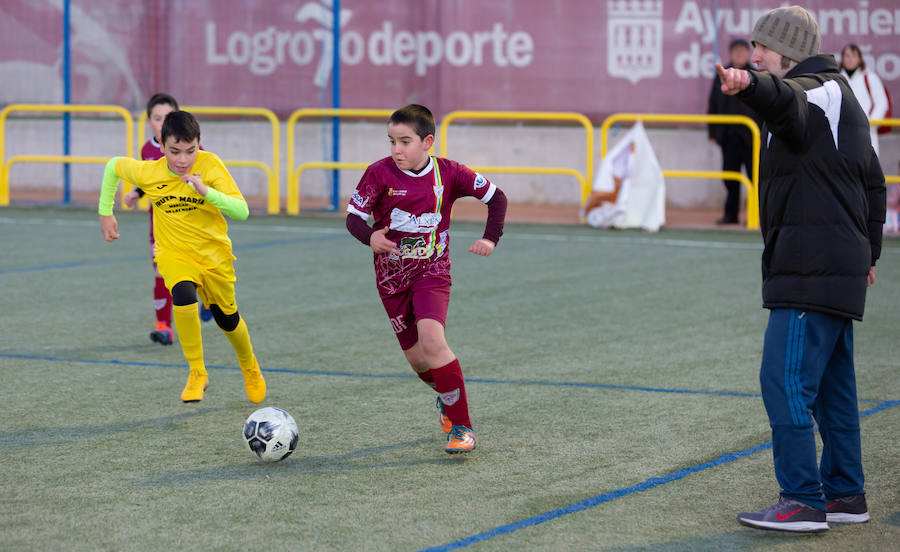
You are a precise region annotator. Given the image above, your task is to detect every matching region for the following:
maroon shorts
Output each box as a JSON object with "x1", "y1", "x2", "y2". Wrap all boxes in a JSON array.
[{"x1": 380, "y1": 277, "x2": 451, "y2": 350}]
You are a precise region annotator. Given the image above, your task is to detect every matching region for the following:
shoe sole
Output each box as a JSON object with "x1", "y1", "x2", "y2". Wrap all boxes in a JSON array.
[
  {"x1": 826, "y1": 512, "x2": 869, "y2": 523},
  {"x1": 445, "y1": 448, "x2": 475, "y2": 454},
  {"x1": 737, "y1": 517, "x2": 828, "y2": 533}
]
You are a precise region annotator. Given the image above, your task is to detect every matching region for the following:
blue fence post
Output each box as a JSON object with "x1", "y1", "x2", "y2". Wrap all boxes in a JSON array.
[
  {"x1": 62, "y1": 0, "x2": 71, "y2": 204},
  {"x1": 330, "y1": 0, "x2": 341, "y2": 211}
]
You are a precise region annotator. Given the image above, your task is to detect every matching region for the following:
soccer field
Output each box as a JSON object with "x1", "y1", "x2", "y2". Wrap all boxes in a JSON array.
[{"x1": 1, "y1": 207, "x2": 898, "y2": 551}]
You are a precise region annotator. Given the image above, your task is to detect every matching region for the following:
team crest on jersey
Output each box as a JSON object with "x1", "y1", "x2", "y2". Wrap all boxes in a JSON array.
[
  {"x1": 398, "y1": 236, "x2": 432, "y2": 259},
  {"x1": 473, "y1": 173, "x2": 487, "y2": 189},
  {"x1": 387, "y1": 188, "x2": 407, "y2": 197},
  {"x1": 390, "y1": 208, "x2": 441, "y2": 233},
  {"x1": 351, "y1": 191, "x2": 369, "y2": 208}
]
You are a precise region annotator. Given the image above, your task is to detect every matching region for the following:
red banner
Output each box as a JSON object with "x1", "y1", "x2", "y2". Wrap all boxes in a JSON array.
[{"x1": 1, "y1": 0, "x2": 898, "y2": 119}]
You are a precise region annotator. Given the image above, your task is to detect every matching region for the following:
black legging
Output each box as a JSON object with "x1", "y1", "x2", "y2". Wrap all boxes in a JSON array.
[{"x1": 170, "y1": 280, "x2": 240, "y2": 332}]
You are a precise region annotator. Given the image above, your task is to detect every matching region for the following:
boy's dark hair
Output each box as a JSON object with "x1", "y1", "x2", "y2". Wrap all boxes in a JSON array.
[
  {"x1": 161, "y1": 110, "x2": 201, "y2": 145},
  {"x1": 146, "y1": 93, "x2": 179, "y2": 117},
  {"x1": 389, "y1": 104, "x2": 435, "y2": 140}
]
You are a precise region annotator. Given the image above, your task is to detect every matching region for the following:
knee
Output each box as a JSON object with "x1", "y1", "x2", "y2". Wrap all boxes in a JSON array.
[
  {"x1": 171, "y1": 281, "x2": 197, "y2": 306},
  {"x1": 210, "y1": 304, "x2": 240, "y2": 332},
  {"x1": 417, "y1": 326, "x2": 448, "y2": 359}
]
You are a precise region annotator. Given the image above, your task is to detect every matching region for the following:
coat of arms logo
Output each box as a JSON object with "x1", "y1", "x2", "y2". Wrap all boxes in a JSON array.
[{"x1": 607, "y1": 0, "x2": 663, "y2": 84}]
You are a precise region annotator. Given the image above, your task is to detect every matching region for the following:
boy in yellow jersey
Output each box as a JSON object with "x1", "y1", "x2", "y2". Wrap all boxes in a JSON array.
[{"x1": 98, "y1": 110, "x2": 265, "y2": 404}]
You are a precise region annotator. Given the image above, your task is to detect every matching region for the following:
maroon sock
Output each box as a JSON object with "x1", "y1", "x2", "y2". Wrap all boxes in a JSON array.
[
  {"x1": 431, "y1": 359, "x2": 472, "y2": 429},
  {"x1": 415, "y1": 369, "x2": 437, "y2": 390},
  {"x1": 154, "y1": 276, "x2": 172, "y2": 327}
]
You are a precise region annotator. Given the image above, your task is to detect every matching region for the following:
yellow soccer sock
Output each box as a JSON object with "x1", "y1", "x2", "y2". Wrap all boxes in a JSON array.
[
  {"x1": 223, "y1": 317, "x2": 256, "y2": 370},
  {"x1": 173, "y1": 304, "x2": 206, "y2": 375}
]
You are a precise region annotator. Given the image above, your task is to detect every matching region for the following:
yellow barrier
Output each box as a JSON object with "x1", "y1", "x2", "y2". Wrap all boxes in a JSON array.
[
  {"x1": 137, "y1": 106, "x2": 280, "y2": 214},
  {"x1": 0, "y1": 104, "x2": 133, "y2": 207},
  {"x1": 439, "y1": 110, "x2": 594, "y2": 204},
  {"x1": 872, "y1": 119, "x2": 900, "y2": 184},
  {"x1": 600, "y1": 113, "x2": 761, "y2": 229},
  {"x1": 285, "y1": 108, "x2": 394, "y2": 215},
  {"x1": 292, "y1": 161, "x2": 371, "y2": 208}
]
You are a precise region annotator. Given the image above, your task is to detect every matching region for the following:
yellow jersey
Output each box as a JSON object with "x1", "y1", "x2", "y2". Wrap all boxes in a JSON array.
[{"x1": 112, "y1": 151, "x2": 245, "y2": 268}]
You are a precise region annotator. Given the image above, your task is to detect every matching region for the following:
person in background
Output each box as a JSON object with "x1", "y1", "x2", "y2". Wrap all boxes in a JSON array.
[
  {"x1": 708, "y1": 38, "x2": 761, "y2": 225},
  {"x1": 839, "y1": 44, "x2": 889, "y2": 156}
]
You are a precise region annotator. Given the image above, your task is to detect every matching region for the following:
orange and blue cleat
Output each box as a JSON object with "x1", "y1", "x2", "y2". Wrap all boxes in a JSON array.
[
  {"x1": 199, "y1": 303, "x2": 213, "y2": 322},
  {"x1": 150, "y1": 322, "x2": 174, "y2": 346},
  {"x1": 445, "y1": 425, "x2": 477, "y2": 454}
]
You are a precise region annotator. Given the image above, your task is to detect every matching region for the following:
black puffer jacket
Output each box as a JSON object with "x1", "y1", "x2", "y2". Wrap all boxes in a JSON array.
[{"x1": 738, "y1": 54, "x2": 885, "y2": 320}]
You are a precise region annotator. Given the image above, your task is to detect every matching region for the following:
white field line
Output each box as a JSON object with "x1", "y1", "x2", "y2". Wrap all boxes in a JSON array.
[{"x1": 3, "y1": 215, "x2": 898, "y2": 253}]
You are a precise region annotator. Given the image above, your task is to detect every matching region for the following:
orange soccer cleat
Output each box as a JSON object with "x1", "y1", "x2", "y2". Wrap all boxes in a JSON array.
[
  {"x1": 445, "y1": 425, "x2": 477, "y2": 454},
  {"x1": 149, "y1": 322, "x2": 174, "y2": 346}
]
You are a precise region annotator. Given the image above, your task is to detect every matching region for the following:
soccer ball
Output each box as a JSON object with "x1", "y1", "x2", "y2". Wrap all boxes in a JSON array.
[{"x1": 242, "y1": 407, "x2": 299, "y2": 462}]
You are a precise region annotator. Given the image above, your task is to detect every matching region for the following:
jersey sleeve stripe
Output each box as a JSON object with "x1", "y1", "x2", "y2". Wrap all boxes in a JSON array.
[
  {"x1": 480, "y1": 183, "x2": 497, "y2": 204},
  {"x1": 347, "y1": 204, "x2": 371, "y2": 220}
]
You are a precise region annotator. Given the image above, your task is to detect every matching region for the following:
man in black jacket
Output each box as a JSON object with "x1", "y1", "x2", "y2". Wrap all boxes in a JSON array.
[
  {"x1": 707, "y1": 38, "x2": 760, "y2": 225},
  {"x1": 716, "y1": 5, "x2": 885, "y2": 534}
]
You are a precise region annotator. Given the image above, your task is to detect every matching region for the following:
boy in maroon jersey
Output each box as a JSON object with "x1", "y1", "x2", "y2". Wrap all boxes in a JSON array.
[
  {"x1": 346, "y1": 104, "x2": 507, "y2": 454},
  {"x1": 124, "y1": 93, "x2": 212, "y2": 346}
]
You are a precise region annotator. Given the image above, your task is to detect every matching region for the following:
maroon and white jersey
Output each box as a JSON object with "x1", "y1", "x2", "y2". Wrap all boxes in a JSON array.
[
  {"x1": 141, "y1": 138, "x2": 203, "y2": 161},
  {"x1": 348, "y1": 156, "x2": 496, "y2": 296},
  {"x1": 141, "y1": 138, "x2": 163, "y2": 161}
]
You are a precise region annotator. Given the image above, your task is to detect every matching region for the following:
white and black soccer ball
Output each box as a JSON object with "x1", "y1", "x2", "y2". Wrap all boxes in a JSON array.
[{"x1": 243, "y1": 407, "x2": 299, "y2": 462}]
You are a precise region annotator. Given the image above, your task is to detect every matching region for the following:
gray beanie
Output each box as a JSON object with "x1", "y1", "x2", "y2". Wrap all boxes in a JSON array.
[{"x1": 751, "y1": 5, "x2": 820, "y2": 62}]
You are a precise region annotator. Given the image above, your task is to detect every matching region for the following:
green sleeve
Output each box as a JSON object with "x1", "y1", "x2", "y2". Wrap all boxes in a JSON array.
[
  {"x1": 205, "y1": 187, "x2": 249, "y2": 220},
  {"x1": 98, "y1": 157, "x2": 122, "y2": 216}
]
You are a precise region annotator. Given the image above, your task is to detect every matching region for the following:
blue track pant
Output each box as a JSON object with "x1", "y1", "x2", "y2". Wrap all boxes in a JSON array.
[{"x1": 760, "y1": 309, "x2": 865, "y2": 510}]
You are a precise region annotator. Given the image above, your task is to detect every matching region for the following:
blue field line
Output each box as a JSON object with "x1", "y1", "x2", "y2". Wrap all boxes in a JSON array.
[
  {"x1": 0, "y1": 234, "x2": 342, "y2": 275},
  {"x1": 419, "y1": 400, "x2": 900, "y2": 552},
  {"x1": 0, "y1": 353, "x2": 891, "y2": 404}
]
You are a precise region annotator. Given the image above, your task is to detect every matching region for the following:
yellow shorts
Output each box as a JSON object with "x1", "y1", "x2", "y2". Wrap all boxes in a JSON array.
[{"x1": 156, "y1": 253, "x2": 238, "y2": 315}]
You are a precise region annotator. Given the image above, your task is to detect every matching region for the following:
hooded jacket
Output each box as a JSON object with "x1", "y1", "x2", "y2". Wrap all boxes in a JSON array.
[{"x1": 738, "y1": 54, "x2": 885, "y2": 320}]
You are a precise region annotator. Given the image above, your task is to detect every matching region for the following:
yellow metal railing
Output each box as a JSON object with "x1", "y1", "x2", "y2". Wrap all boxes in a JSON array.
[
  {"x1": 872, "y1": 119, "x2": 900, "y2": 184},
  {"x1": 440, "y1": 110, "x2": 594, "y2": 204},
  {"x1": 285, "y1": 108, "x2": 394, "y2": 215},
  {"x1": 137, "y1": 106, "x2": 280, "y2": 213},
  {"x1": 0, "y1": 104, "x2": 133, "y2": 207},
  {"x1": 600, "y1": 113, "x2": 761, "y2": 229}
]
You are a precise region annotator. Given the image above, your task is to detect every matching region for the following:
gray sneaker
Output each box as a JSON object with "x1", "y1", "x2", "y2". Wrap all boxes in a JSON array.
[
  {"x1": 737, "y1": 497, "x2": 828, "y2": 533},
  {"x1": 826, "y1": 494, "x2": 870, "y2": 523}
]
